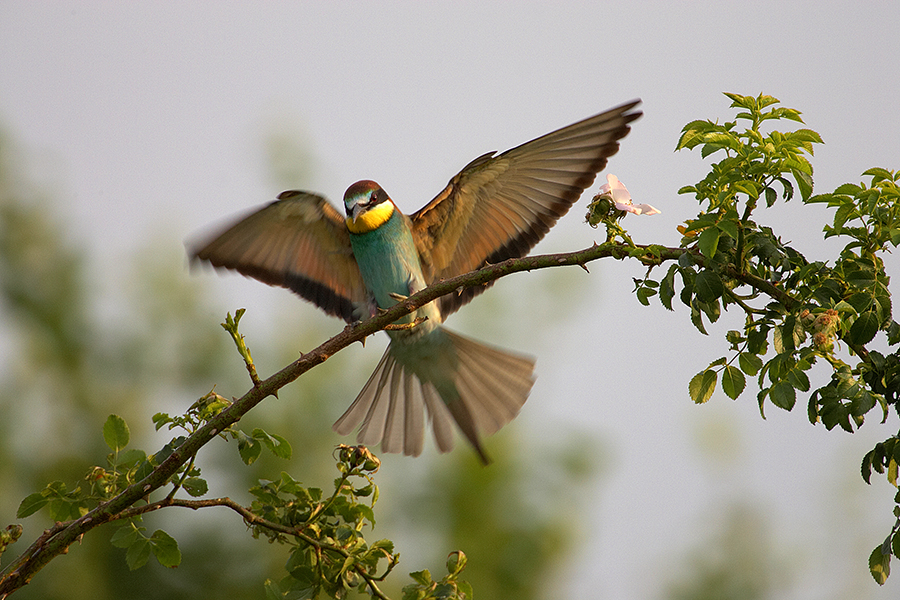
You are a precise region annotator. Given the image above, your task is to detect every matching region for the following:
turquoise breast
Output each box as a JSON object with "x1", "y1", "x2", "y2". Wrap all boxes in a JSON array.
[{"x1": 349, "y1": 212, "x2": 441, "y2": 330}]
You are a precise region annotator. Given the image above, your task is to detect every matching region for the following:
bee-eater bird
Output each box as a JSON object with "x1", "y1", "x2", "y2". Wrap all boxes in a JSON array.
[{"x1": 190, "y1": 100, "x2": 641, "y2": 463}]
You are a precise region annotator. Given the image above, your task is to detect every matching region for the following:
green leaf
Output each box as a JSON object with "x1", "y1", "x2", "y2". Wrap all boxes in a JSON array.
[
  {"x1": 870, "y1": 545, "x2": 891, "y2": 585},
  {"x1": 115, "y1": 448, "x2": 147, "y2": 468},
  {"x1": 110, "y1": 523, "x2": 143, "y2": 548},
  {"x1": 16, "y1": 492, "x2": 49, "y2": 518},
  {"x1": 126, "y1": 537, "x2": 152, "y2": 570},
  {"x1": 268, "y1": 434, "x2": 293, "y2": 460},
  {"x1": 850, "y1": 311, "x2": 881, "y2": 345},
  {"x1": 738, "y1": 352, "x2": 763, "y2": 376},
  {"x1": 694, "y1": 270, "x2": 725, "y2": 303},
  {"x1": 747, "y1": 328, "x2": 769, "y2": 355},
  {"x1": 793, "y1": 170, "x2": 814, "y2": 201},
  {"x1": 103, "y1": 414, "x2": 130, "y2": 452},
  {"x1": 457, "y1": 580, "x2": 475, "y2": 598},
  {"x1": 834, "y1": 182, "x2": 862, "y2": 195},
  {"x1": 238, "y1": 434, "x2": 262, "y2": 465},
  {"x1": 769, "y1": 380, "x2": 797, "y2": 411},
  {"x1": 789, "y1": 128, "x2": 824, "y2": 145},
  {"x1": 150, "y1": 530, "x2": 181, "y2": 568},
  {"x1": 717, "y1": 218, "x2": 739, "y2": 240},
  {"x1": 636, "y1": 285, "x2": 656, "y2": 306},
  {"x1": 698, "y1": 227, "x2": 721, "y2": 259},
  {"x1": 721, "y1": 366, "x2": 746, "y2": 400},
  {"x1": 409, "y1": 569, "x2": 433, "y2": 586},
  {"x1": 863, "y1": 167, "x2": 893, "y2": 181},
  {"x1": 182, "y1": 477, "x2": 209, "y2": 498},
  {"x1": 787, "y1": 368, "x2": 811, "y2": 392},
  {"x1": 263, "y1": 579, "x2": 284, "y2": 600},
  {"x1": 805, "y1": 192, "x2": 836, "y2": 204},
  {"x1": 659, "y1": 268, "x2": 676, "y2": 311},
  {"x1": 250, "y1": 429, "x2": 293, "y2": 460},
  {"x1": 703, "y1": 132, "x2": 741, "y2": 152},
  {"x1": 689, "y1": 369, "x2": 718, "y2": 404}
]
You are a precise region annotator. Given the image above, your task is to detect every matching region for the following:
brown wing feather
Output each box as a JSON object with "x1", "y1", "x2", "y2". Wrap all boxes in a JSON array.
[
  {"x1": 411, "y1": 100, "x2": 642, "y2": 317},
  {"x1": 189, "y1": 190, "x2": 367, "y2": 323}
]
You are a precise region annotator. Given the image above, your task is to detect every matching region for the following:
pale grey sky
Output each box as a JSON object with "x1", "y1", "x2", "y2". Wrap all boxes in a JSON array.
[{"x1": 2, "y1": 2, "x2": 899, "y2": 598}]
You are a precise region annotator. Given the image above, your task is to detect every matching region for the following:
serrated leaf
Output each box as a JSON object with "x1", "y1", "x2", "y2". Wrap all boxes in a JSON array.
[
  {"x1": 888, "y1": 321, "x2": 900, "y2": 345},
  {"x1": 738, "y1": 352, "x2": 763, "y2": 376},
  {"x1": 409, "y1": 569, "x2": 433, "y2": 586},
  {"x1": 659, "y1": 269, "x2": 676, "y2": 311},
  {"x1": 835, "y1": 182, "x2": 862, "y2": 195},
  {"x1": 182, "y1": 477, "x2": 209, "y2": 498},
  {"x1": 691, "y1": 302, "x2": 709, "y2": 335},
  {"x1": 134, "y1": 460, "x2": 154, "y2": 482},
  {"x1": 150, "y1": 530, "x2": 181, "y2": 568},
  {"x1": 704, "y1": 131, "x2": 741, "y2": 150},
  {"x1": 103, "y1": 414, "x2": 130, "y2": 452},
  {"x1": 789, "y1": 128, "x2": 824, "y2": 144},
  {"x1": 694, "y1": 270, "x2": 725, "y2": 303},
  {"x1": 721, "y1": 366, "x2": 746, "y2": 400},
  {"x1": 238, "y1": 435, "x2": 261, "y2": 466},
  {"x1": 636, "y1": 285, "x2": 656, "y2": 306},
  {"x1": 787, "y1": 368, "x2": 811, "y2": 392},
  {"x1": 861, "y1": 448, "x2": 875, "y2": 484},
  {"x1": 769, "y1": 380, "x2": 796, "y2": 411},
  {"x1": 110, "y1": 523, "x2": 143, "y2": 548},
  {"x1": 16, "y1": 492, "x2": 49, "y2": 518},
  {"x1": 251, "y1": 429, "x2": 293, "y2": 460},
  {"x1": 708, "y1": 356, "x2": 728, "y2": 368},
  {"x1": 863, "y1": 167, "x2": 894, "y2": 181},
  {"x1": 457, "y1": 580, "x2": 475, "y2": 598},
  {"x1": 717, "y1": 219, "x2": 739, "y2": 240},
  {"x1": 356, "y1": 504, "x2": 376, "y2": 526},
  {"x1": 850, "y1": 311, "x2": 880, "y2": 345},
  {"x1": 268, "y1": 434, "x2": 293, "y2": 460},
  {"x1": 870, "y1": 545, "x2": 891, "y2": 585},
  {"x1": 805, "y1": 193, "x2": 835, "y2": 204},
  {"x1": 793, "y1": 170, "x2": 814, "y2": 201},
  {"x1": 126, "y1": 537, "x2": 152, "y2": 570},
  {"x1": 115, "y1": 448, "x2": 147, "y2": 468},
  {"x1": 264, "y1": 579, "x2": 284, "y2": 600},
  {"x1": 690, "y1": 303, "x2": 709, "y2": 335},
  {"x1": 698, "y1": 227, "x2": 720, "y2": 259},
  {"x1": 689, "y1": 370, "x2": 718, "y2": 404}
]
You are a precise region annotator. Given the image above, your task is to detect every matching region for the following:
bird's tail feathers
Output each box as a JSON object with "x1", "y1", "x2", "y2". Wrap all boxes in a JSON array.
[{"x1": 332, "y1": 328, "x2": 535, "y2": 463}]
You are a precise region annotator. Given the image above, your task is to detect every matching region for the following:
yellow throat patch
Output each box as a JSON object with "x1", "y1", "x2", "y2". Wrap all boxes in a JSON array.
[{"x1": 346, "y1": 200, "x2": 395, "y2": 234}]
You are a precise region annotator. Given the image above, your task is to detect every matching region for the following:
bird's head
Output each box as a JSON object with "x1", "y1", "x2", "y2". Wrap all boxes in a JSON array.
[{"x1": 343, "y1": 180, "x2": 396, "y2": 233}]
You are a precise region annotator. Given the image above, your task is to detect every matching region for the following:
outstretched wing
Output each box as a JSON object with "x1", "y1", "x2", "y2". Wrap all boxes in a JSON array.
[
  {"x1": 189, "y1": 190, "x2": 368, "y2": 323},
  {"x1": 411, "y1": 100, "x2": 641, "y2": 317}
]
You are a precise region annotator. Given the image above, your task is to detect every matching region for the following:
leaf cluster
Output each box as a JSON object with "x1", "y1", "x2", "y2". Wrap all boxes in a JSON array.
[
  {"x1": 402, "y1": 551, "x2": 473, "y2": 600},
  {"x1": 256, "y1": 446, "x2": 399, "y2": 600},
  {"x1": 6, "y1": 315, "x2": 472, "y2": 599},
  {"x1": 635, "y1": 92, "x2": 900, "y2": 584}
]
